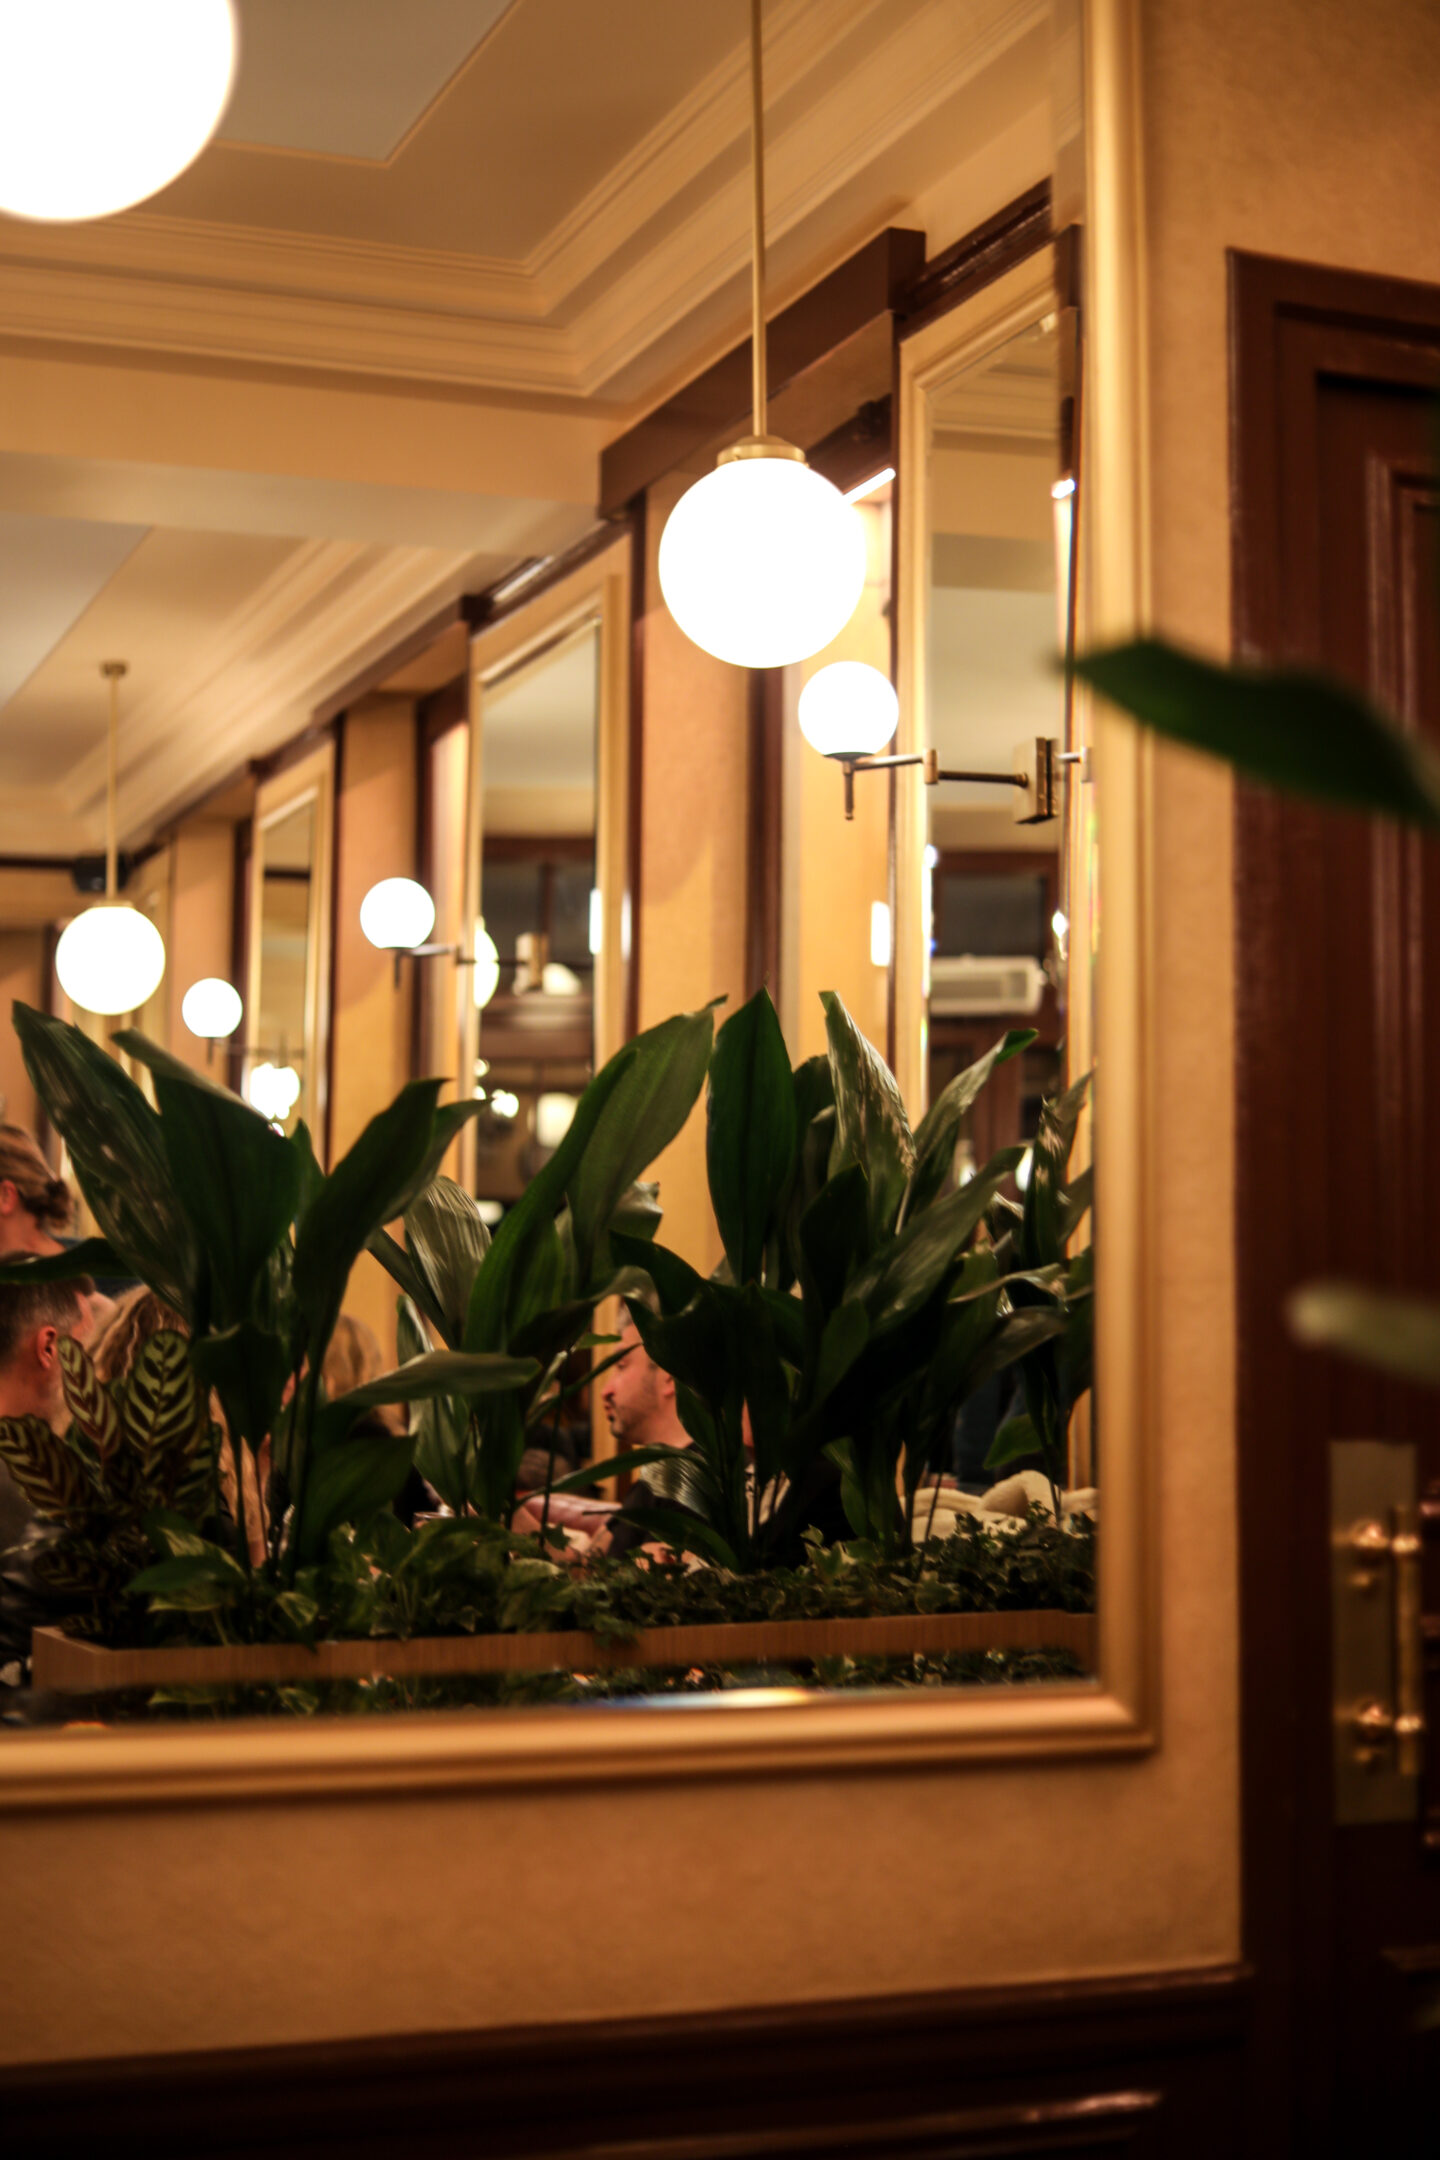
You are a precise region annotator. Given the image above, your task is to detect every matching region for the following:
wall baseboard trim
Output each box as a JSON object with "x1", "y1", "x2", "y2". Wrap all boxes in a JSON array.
[{"x1": 1, "y1": 1963, "x2": 1251, "y2": 2159}]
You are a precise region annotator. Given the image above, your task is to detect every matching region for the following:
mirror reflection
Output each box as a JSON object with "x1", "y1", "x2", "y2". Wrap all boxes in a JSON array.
[
  {"x1": 472, "y1": 622, "x2": 599, "y2": 1206},
  {"x1": 248, "y1": 799, "x2": 316, "y2": 1135}
]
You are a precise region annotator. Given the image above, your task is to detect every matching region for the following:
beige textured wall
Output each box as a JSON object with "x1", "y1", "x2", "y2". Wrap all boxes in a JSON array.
[
  {"x1": 0, "y1": 930, "x2": 44, "y2": 1134},
  {"x1": 8, "y1": 0, "x2": 1440, "y2": 2070},
  {"x1": 164, "y1": 821, "x2": 235, "y2": 1075},
  {"x1": 634, "y1": 473, "x2": 749, "y2": 1277}
]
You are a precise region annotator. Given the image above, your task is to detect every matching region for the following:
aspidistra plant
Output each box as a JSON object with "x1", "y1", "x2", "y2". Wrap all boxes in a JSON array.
[{"x1": 615, "y1": 987, "x2": 1085, "y2": 1566}]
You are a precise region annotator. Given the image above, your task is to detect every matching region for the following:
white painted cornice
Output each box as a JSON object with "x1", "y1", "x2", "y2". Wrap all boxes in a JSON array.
[{"x1": 0, "y1": 0, "x2": 1046, "y2": 401}]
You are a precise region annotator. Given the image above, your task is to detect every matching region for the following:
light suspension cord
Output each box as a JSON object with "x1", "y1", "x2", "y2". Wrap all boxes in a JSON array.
[
  {"x1": 748, "y1": 0, "x2": 766, "y2": 439},
  {"x1": 101, "y1": 659, "x2": 127, "y2": 900}
]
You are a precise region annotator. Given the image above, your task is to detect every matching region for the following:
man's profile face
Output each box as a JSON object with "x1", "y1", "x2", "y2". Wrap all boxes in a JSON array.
[{"x1": 601, "y1": 1322, "x2": 660, "y2": 1442}]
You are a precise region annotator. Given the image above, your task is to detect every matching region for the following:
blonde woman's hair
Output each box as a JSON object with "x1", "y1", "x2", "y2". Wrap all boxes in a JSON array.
[
  {"x1": 0, "y1": 1125, "x2": 72, "y2": 1233},
  {"x1": 91, "y1": 1288, "x2": 188, "y2": 1383}
]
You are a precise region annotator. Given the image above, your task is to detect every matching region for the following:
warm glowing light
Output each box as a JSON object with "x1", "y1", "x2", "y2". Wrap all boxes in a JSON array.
[
  {"x1": 181, "y1": 977, "x2": 242, "y2": 1040},
  {"x1": 246, "y1": 1062, "x2": 301, "y2": 1124},
  {"x1": 843, "y1": 466, "x2": 895, "y2": 505},
  {"x1": 360, "y1": 878, "x2": 435, "y2": 951},
  {"x1": 870, "y1": 900, "x2": 892, "y2": 969},
  {"x1": 924, "y1": 843, "x2": 940, "y2": 871},
  {"x1": 535, "y1": 1092, "x2": 578, "y2": 1150},
  {"x1": 1051, "y1": 477, "x2": 1076, "y2": 499},
  {"x1": 1016, "y1": 1146, "x2": 1035, "y2": 1192},
  {"x1": 588, "y1": 888, "x2": 603, "y2": 955},
  {"x1": 799, "y1": 661, "x2": 898, "y2": 759},
  {"x1": 472, "y1": 921, "x2": 500, "y2": 1009},
  {"x1": 0, "y1": 2, "x2": 236, "y2": 223},
  {"x1": 1052, "y1": 909, "x2": 1069, "y2": 939},
  {"x1": 659, "y1": 455, "x2": 866, "y2": 669},
  {"x1": 541, "y1": 961, "x2": 582, "y2": 997},
  {"x1": 490, "y1": 1090, "x2": 519, "y2": 1120},
  {"x1": 56, "y1": 903, "x2": 165, "y2": 1015}
]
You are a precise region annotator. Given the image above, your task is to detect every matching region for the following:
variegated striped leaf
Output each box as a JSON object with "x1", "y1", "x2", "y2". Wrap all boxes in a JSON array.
[
  {"x1": 122, "y1": 1330, "x2": 200, "y2": 1498},
  {"x1": 59, "y1": 1336, "x2": 120, "y2": 1460},
  {"x1": 0, "y1": 1414, "x2": 90, "y2": 1524}
]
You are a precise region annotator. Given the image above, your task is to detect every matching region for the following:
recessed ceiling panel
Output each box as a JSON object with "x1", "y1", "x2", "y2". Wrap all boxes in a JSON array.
[
  {"x1": 0, "y1": 512, "x2": 146, "y2": 716},
  {"x1": 221, "y1": 0, "x2": 516, "y2": 161}
]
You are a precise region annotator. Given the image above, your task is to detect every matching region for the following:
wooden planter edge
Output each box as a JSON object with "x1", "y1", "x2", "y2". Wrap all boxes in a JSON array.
[{"x1": 31, "y1": 1610, "x2": 1094, "y2": 1694}]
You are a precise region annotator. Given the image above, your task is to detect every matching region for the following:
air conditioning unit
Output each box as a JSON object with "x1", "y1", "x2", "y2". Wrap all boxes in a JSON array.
[{"x1": 929, "y1": 955, "x2": 1047, "y2": 1016}]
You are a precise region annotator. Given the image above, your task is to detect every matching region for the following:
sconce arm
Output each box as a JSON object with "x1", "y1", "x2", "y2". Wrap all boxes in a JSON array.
[{"x1": 834, "y1": 737, "x2": 1061, "y2": 824}]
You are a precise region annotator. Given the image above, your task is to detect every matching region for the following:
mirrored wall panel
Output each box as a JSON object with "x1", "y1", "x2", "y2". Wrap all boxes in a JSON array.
[{"x1": 471, "y1": 619, "x2": 599, "y2": 1210}]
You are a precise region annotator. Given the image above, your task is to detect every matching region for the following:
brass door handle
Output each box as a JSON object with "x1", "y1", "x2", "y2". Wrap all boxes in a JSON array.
[{"x1": 1348, "y1": 1507, "x2": 1426, "y2": 1777}]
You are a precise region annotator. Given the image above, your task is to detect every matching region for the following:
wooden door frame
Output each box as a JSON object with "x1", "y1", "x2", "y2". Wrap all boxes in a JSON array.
[{"x1": 1230, "y1": 249, "x2": 1440, "y2": 2149}]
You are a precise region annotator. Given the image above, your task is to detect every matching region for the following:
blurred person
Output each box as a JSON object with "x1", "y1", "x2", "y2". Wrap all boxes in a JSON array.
[
  {"x1": 0, "y1": 1274, "x2": 96, "y2": 1548},
  {"x1": 582, "y1": 1315, "x2": 700, "y2": 1561},
  {"x1": 0, "y1": 1126, "x2": 72, "y2": 1260}
]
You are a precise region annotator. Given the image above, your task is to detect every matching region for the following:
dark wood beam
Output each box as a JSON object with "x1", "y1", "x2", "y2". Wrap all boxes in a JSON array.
[{"x1": 599, "y1": 227, "x2": 925, "y2": 517}]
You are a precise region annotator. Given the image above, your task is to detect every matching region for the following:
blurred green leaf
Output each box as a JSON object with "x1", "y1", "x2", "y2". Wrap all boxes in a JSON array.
[
  {"x1": 295, "y1": 1430, "x2": 415, "y2": 1563},
  {"x1": 1076, "y1": 638, "x2": 1440, "y2": 828},
  {"x1": 403, "y1": 1176, "x2": 490, "y2": 1346},
  {"x1": 292, "y1": 1079, "x2": 444, "y2": 1355},
  {"x1": 0, "y1": 1237, "x2": 122, "y2": 1284},
  {"x1": 1288, "y1": 1281, "x2": 1440, "y2": 1386},
  {"x1": 851, "y1": 1149, "x2": 1023, "y2": 1335}
]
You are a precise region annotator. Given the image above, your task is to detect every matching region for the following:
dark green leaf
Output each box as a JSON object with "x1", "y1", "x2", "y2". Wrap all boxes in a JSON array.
[
  {"x1": 984, "y1": 1413, "x2": 1042, "y2": 1473},
  {"x1": 608, "y1": 1231, "x2": 707, "y2": 1319},
  {"x1": 822, "y1": 990, "x2": 914, "y2": 1244},
  {"x1": 368, "y1": 1227, "x2": 448, "y2": 1342},
  {"x1": 296, "y1": 1430, "x2": 415, "y2": 1562},
  {"x1": 706, "y1": 987, "x2": 797, "y2": 1287},
  {"x1": 465, "y1": 1050, "x2": 635, "y2": 1351},
  {"x1": 613, "y1": 1501, "x2": 739, "y2": 1570},
  {"x1": 13, "y1": 1002, "x2": 196, "y2": 1316},
  {"x1": 292, "y1": 1079, "x2": 444, "y2": 1353},
  {"x1": 331, "y1": 1348, "x2": 536, "y2": 1411},
  {"x1": 403, "y1": 1176, "x2": 490, "y2": 1345},
  {"x1": 546, "y1": 1446, "x2": 678, "y2": 1495},
  {"x1": 1021, "y1": 1076, "x2": 1090, "y2": 1272},
  {"x1": 190, "y1": 1322, "x2": 291, "y2": 1457},
  {"x1": 797, "y1": 1162, "x2": 870, "y2": 1314},
  {"x1": 851, "y1": 1149, "x2": 1023, "y2": 1334},
  {"x1": 0, "y1": 1237, "x2": 122, "y2": 1284},
  {"x1": 904, "y1": 1029, "x2": 1035, "y2": 1224},
  {"x1": 1075, "y1": 638, "x2": 1440, "y2": 829},
  {"x1": 152, "y1": 1072, "x2": 300, "y2": 1329},
  {"x1": 566, "y1": 1005, "x2": 715, "y2": 1286}
]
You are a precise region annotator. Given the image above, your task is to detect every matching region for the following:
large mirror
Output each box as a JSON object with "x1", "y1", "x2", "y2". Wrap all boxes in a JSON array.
[{"x1": 245, "y1": 744, "x2": 334, "y2": 1144}]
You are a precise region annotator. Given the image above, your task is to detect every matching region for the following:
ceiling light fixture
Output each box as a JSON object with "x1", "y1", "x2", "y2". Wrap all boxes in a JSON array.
[
  {"x1": 657, "y1": 0, "x2": 866, "y2": 669},
  {"x1": 55, "y1": 662, "x2": 167, "y2": 1017},
  {"x1": 0, "y1": 1, "x2": 237, "y2": 224}
]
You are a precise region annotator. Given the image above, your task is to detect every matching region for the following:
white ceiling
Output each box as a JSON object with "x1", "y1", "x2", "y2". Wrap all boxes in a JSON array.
[
  {"x1": 220, "y1": 1, "x2": 517, "y2": 162},
  {"x1": 0, "y1": 0, "x2": 1056, "y2": 858}
]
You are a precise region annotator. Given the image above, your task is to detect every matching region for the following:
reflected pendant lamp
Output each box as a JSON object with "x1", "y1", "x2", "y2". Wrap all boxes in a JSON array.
[
  {"x1": 657, "y1": 0, "x2": 865, "y2": 669},
  {"x1": 0, "y1": 1, "x2": 237, "y2": 224},
  {"x1": 55, "y1": 662, "x2": 167, "y2": 1018}
]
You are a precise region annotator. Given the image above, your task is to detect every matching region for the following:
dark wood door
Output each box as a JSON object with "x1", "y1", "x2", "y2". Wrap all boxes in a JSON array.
[{"x1": 1232, "y1": 252, "x2": 1440, "y2": 2150}]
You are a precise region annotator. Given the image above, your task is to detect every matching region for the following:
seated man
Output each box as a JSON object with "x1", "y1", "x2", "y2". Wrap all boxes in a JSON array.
[
  {"x1": 0, "y1": 1274, "x2": 96, "y2": 1548},
  {"x1": 588, "y1": 1313, "x2": 703, "y2": 1560}
]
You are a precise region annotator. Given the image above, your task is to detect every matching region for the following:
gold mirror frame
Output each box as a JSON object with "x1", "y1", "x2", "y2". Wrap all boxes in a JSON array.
[
  {"x1": 0, "y1": 9, "x2": 1156, "y2": 1804},
  {"x1": 245, "y1": 741, "x2": 335, "y2": 1155}
]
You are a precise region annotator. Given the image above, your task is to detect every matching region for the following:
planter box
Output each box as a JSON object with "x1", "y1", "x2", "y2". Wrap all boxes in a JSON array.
[{"x1": 31, "y1": 1609, "x2": 1094, "y2": 1695}]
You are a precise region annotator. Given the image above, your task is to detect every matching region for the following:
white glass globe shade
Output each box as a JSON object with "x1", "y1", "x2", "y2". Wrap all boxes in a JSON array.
[
  {"x1": 56, "y1": 903, "x2": 165, "y2": 1016},
  {"x1": 534, "y1": 1092, "x2": 578, "y2": 1150},
  {"x1": 181, "y1": 976, "x2": 242, "y2": 1040},
  {"x1": 798, "y1": 661, "x2": 899, "y2": 759},
  {"x1": 658, "y1": 456, "x2": 867, "y2": 668},
  {"x1": 360, "y1": 878, "x2": 435, "y2": 951},
  {"x1": 0, "y1": 1, "x2": 236, "y2": 223},
  {"x1": 246, "y1": 1062, "x2": 301, "y2": 1124},
  {"x1": 472, "y1": 922, "x2": 500, "y2": 1009}
]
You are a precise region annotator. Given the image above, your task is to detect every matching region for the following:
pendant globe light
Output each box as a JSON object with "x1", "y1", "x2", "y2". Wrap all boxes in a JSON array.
[
  {"x1": 55, "y1": 662, "x2": 167, "y2": 1018},
  {"x1": 0, "y1": 2, "x2": 237, "y2": 224},
  {"x1": 657, "y1": 0, "x2": 866, "y2": 669}
]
